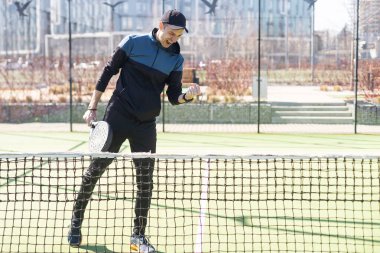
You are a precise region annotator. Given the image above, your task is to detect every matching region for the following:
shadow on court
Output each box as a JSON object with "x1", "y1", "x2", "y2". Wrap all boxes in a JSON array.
[
  {"x1": 79, "y1": 244, "x2": 165, "y2": 253},
  {"x1": 79, "y1": 244, "x2": 115, "y2": 253},
  {"x1": 235, "y1": 215, "x2": 380, "y2": 244}
]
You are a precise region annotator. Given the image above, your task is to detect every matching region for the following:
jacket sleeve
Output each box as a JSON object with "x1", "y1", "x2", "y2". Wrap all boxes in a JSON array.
[
  {"x1": 95, "y1": 36, "x2": 133, "y2": 92},
  {"x1": 165, "y1": 57, "x2": 184, "y2": 105}
]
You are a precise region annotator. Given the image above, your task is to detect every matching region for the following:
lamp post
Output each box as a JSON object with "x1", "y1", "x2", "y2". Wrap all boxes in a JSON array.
[
  {"x1": 354, "y1": 0, "x2": 360, "y2": 134},
  {"x1": 305, "y1": 0, "x2": 318, "y2": 83},
  {"x1": 102, "y1": 1, "x2": 127, "y2": 32},
  {"x1": 68, "y1": 0, "x2": 73, "y2": 132},
  {"x1": 311, "y1": 1, "x2": 316, "y2": 83},
  {"x1": 257, "y1": 0, "x2": 261, "y2": 133},
  {"x1": 162, "y1": 0, "x2": 166, "y2": 133},
  {"x1": 103, "y1": 1, "x2": 127, "y2": 54}
]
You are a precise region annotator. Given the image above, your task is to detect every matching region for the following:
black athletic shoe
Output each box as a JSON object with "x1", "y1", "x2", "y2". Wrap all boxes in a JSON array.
[{"x1": 67, "y1": 224, "x2": 82, "y2": 247}]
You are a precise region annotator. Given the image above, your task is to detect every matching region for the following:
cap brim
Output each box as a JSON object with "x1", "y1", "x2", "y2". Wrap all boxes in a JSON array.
[{"x1": 167, "y1": 24, "x2": 189, "y2": 33}]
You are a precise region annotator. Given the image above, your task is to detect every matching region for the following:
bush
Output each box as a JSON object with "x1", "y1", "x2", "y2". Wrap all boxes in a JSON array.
[
  {"x1": 333, "y1": 85, "x2": 342, "y2": 91},
  {"x1": 205, "y1": 59, "x2": 254, "y2": 97},
  {"x1": 58, "y1": 96, "x2": 67, "y2": 103},
  {"x1": 320, "y1": 85, "x2": 329, "y2": 91},
  {"x1": 25, "y1": 96, "x2": 33, "y2": 103}
]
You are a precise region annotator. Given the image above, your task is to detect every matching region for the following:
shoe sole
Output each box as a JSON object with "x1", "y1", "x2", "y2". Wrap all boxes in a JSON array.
[
  {"x1": 130, "y1": 244, "x2": 139, "y2": 251},
  {"x1": 130, "y1": 244, "x2": 156, "y2": 253}
]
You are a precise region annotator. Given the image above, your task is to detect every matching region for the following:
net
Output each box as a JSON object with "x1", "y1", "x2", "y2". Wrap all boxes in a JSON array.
[{"x1": 0, "y1": 153, "x2": 380, "y2": 253}]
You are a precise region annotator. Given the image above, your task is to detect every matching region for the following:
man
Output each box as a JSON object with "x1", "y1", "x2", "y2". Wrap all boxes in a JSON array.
[{"x1": 67, "y1": 10, "x2": 200, "y2": 253}]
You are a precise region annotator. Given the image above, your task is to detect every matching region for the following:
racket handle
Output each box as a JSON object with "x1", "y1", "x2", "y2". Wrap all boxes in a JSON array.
[{"x1": 90, "y1": 121, "x2": 97, "y2": 128}]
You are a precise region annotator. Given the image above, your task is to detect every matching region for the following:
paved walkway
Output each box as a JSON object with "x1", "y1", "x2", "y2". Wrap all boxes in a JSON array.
[
  {"x1": 0, "y1": 122, "x2": 379, "y2": 134},
  {"x1": 267, "y1": 85, "x2": 353, "y2": 103}
]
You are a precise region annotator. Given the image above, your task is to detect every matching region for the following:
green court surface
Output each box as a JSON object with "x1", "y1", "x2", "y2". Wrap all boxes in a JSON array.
[
  {"x1": 0, "y1": 130, "x2": 379, "y2": 155},
  {"x1": 1, "y1": 154, "x2": 380, "y2": 253},
  {"x1": 1, "y1": 128, "x2": 380, "y2": 253}
]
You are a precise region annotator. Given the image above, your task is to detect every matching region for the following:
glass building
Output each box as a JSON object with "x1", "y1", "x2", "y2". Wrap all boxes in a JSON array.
[{"x1": 0, "y1": 0, "x2": 313, "y2": 62}]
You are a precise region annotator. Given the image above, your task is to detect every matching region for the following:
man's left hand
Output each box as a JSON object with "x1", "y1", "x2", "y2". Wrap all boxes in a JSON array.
[{"x1": 184, "y1": 84, "x2": 201, "y2": 100}]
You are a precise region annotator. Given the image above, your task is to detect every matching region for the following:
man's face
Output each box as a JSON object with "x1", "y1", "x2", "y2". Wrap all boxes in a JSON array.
[{"x1": 158, "y1": 23, "x2": 184, "y2": 48}]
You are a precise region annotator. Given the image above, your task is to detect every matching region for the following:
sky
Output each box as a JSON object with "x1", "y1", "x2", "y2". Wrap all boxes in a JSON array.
[{"x1": 314, "y1": 0, "x2": 353, "y2": 32}]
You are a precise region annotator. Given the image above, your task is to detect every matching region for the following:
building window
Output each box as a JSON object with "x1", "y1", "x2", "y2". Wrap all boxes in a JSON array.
[{"x1": 280, "y1": 0, "x2": 287, "y2": 15}]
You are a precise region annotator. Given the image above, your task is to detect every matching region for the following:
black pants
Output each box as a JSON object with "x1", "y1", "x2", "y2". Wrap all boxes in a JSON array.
[{"x1": 71, "y1": 94, "x2": 157, "y2": 235}]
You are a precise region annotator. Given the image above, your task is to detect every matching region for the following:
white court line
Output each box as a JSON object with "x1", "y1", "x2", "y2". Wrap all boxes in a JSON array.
[{"x1": 194, "y1": 160, "x2": 210, "y2": 253}]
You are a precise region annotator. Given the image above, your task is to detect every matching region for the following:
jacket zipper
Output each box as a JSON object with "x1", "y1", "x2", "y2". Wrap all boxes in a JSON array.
[{"x1": 151, "y1": 46, "x2": 159, "y2": 67}]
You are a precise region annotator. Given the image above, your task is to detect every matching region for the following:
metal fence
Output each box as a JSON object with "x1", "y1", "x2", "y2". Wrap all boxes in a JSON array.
[{"x1": 0, "y1": 0, "x2": 379, "y2": 133}]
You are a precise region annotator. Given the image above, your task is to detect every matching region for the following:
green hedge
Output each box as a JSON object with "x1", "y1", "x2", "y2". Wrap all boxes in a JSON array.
[
  {"x1": 1, "y1": 102, "x2": 379, "y2": 125},
  {"x1": 357, "y1": 103, "x2": 380, "y2": 125},
  {"x1": 157, "y1": 103, "x2": 271, "y2": 124}
]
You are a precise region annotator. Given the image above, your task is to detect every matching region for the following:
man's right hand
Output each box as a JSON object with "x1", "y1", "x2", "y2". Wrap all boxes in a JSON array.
[
  {"x1": 83, "y1": 109, "x2": 97, "y2": 126},
  {"x1": 84, "y1": 90, "x2": 103, "y2": 126}
]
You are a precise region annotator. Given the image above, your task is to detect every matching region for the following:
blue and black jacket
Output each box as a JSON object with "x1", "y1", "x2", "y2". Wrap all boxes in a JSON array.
[{"x1": 96, "y1": 28, "x2": 184, "y2": 121}]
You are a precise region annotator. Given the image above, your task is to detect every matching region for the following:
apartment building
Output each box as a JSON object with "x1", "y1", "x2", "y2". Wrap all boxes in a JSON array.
[{"x1": 0, "y1": 0, "x2": 313, "y2": 63}]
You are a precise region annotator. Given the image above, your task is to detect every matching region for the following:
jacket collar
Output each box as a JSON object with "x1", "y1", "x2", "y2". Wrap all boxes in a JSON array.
[{"x1": 150, "y1": 28, "x2": 180, "y2": 54}]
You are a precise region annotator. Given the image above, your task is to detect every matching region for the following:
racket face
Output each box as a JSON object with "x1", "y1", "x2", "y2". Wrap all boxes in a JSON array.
[{"x1": 88, "y1": 121, "x2": 113, "y2": 152}]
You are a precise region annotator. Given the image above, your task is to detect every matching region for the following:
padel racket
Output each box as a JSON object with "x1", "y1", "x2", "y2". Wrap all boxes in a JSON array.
[{"x1": 88, "y1": 121, "x2": 113, "y2": 152}]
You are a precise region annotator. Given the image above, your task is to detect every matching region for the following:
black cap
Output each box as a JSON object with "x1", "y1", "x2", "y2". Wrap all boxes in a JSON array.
[{"x1": 161, "y1": 10, "x2": 188, "y2": 33}]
